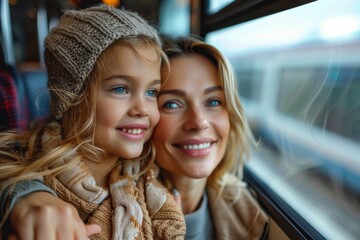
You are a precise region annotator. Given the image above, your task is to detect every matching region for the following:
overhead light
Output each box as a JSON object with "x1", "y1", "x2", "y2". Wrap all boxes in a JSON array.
[{"x1": 102, "y1": 0, "x2": 120, "y2": 7}]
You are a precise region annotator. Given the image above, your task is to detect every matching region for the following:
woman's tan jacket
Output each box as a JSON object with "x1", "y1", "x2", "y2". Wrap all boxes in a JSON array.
[{"x1": 208, "y1": 178, "x2": 269, "y2": 240}]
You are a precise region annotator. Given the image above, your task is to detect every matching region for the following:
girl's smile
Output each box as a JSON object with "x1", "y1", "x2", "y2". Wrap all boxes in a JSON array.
[{"x1": 117, "y1": 124, "x2": 148, "y2": 141}]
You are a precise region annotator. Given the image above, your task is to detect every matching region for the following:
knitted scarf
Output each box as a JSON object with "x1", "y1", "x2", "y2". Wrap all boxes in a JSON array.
[{"x1": 41, "y1": 124, "x2": 185, "y2": 239}]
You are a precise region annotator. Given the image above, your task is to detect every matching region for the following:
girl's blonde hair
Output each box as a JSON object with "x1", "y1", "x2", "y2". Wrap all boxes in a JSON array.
[
  {"x1": 162, "y1": 36, "x2": 257, "y2": 193},
  {"x1": 0, "y1": 37, "x2": 168, "y2": 189}
]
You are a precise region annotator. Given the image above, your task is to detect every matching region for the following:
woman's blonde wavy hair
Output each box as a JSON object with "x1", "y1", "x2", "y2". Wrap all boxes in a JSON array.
[
  {"x1": 0, "y1": 37, "x2": 168, "y2": 190},
  {"x1": 161, "y1": 36, "x2": 257, "y2": 194}
]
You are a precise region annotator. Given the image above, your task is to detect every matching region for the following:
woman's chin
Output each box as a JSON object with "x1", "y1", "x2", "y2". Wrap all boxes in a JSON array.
[{"x1": 185, "y1": 168, "x2": 214, "y2": 179}]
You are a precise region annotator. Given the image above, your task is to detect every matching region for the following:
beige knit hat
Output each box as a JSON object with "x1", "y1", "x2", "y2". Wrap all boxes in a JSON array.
[{"x1": 45, "y1": 5, "x2": 161, "y2": 119}]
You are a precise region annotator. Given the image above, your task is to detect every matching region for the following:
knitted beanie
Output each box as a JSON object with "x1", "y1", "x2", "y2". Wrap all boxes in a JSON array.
[{"x1": 45, "y1": 5, "x2": 161, "y2": 119}]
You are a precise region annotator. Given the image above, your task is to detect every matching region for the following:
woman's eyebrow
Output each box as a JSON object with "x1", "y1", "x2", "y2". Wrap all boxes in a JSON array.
[
  {"x1": 204, "y1": 86, "x2": 223, "y2": 94},
  {"x1": 158, "y1": 86, "x2": 223, "y2": 97},
  {"x1": 158, "y1": 89, "x2": 186, "y2": 97}
]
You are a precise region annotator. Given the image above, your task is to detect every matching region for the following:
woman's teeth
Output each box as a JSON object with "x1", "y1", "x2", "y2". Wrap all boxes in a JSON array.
[{"x1": 181, "y1": 142, "x2": 211, "y2": 150}]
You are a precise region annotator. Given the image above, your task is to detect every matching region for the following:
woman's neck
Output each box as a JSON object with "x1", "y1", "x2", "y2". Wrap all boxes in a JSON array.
[{"x1": 165, "y1": 172, "x2": 207, "y2": 214}]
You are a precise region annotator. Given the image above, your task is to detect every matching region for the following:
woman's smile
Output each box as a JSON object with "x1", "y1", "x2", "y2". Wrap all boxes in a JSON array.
[{"x1": 173, "y1": 138, "x2": 216, "y2": 157}]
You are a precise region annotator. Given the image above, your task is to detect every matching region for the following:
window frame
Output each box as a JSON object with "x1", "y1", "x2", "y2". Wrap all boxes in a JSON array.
[
  {"x1": 244, "y1": 166, "x2": 327, "y2": 240},
  {"x1": 198, "y1": 0, "x2": 316, "y2": 36}
]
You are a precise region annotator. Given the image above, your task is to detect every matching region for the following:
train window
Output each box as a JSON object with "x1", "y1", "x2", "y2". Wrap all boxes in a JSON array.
[
  {"x1": 235, "y1": 68, "x2": 263, "y2": 102},
  {"x1": 159, "y1": 0, "x2": 190, "y2": 37},
  {"x1": 206, "y1": 0, "x2": 360, "y2": 239},
  {"x1": 7, "y1": 1, "x2": 62, "y2": 66},
  {"x1": 277, "y1": 67, "x2": 360, "y2": 143},
  {"x1": 9, "y1": 1, "x2": 41, "y2": 64},
  {"x1": 234, "y1": 67, "x2": 264, "y2": 121}
]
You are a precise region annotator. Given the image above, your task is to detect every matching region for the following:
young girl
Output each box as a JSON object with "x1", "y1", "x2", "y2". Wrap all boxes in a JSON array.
[{"x1": 0, "y1": 5, "x2": 185, "y2": 240}]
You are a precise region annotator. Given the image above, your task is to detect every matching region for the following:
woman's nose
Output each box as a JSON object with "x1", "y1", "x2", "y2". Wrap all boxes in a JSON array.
[{"x1": 183, "y1": 108, "x2": 209, "y2": 131}]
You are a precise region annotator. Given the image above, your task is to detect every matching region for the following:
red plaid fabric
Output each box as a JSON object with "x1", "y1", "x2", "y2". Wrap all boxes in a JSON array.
[{"x1": 0, "y1": 71, "x2": 22, "y2": 130}]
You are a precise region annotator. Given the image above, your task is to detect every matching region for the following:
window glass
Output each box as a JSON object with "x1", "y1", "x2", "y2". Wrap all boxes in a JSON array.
[
  {"x1": 208, "y1": 0, "x2": 234, "y2": 14},
  {"x1": 235, "y1": 67, "x2": 263, "y2": 102},
  {"x1": 207, "y1": 0, "x2": 360, "y2": 239},
  {"x1": 159, "y1": 0, "x2": 190, "y2": 37},
  {"x1": 277, "y1": 67, "x2": 360, "y2": 142},
  {"x1": 10, "y1": 1, "x2": 40, "y2": 64}
]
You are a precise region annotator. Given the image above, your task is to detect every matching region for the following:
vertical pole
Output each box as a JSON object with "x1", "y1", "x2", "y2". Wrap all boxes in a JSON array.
[
  {"x1": 1, "y1": 0, "x2": 15, "y2": 65},
  {"x1": 37, "y1": 0, "x2": 48, "y2": 66}
]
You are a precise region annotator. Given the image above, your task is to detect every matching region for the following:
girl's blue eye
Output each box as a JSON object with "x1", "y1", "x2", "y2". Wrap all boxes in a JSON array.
[
  {"x1": 207, "y1": 99, "x2": 221, "y2": 107},
  {"x1": 146, "y1": 89, "x2": 158, "y2": 97},
  {"x1": 113, "y1": 86, "x2": 127, "y2": 94},
  {"x1": 163, "y1": 101, "x2": 180, "y2": 109}
]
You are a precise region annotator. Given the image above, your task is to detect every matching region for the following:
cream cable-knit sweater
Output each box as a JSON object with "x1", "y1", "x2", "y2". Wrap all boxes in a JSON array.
[{"x1": 41, "y1": 123, "x2": 186, "y2": 240}]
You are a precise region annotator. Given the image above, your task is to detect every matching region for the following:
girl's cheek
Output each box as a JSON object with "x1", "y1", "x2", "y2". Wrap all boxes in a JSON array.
[{"x1": 151, "y1": 105, "x2": 161, "y2": 127}]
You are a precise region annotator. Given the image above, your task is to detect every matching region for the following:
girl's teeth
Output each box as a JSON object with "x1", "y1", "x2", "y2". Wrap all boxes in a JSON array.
[{"x1": 121, "y1": 128, "x2": 143, "y2": 134}]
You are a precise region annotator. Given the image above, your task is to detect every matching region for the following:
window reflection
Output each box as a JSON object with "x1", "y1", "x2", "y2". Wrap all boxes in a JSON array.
[{"x1": 277, "y1": 66, "x2": 360, "y2": 143}]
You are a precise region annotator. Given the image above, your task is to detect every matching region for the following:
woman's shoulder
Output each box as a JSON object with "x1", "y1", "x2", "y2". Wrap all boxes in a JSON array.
[
  {"x1": 207, "y1": 174, "x2": 269, "y2": 240},
  {"x1": 208, "y1": 174, "x2": 261, "y2": 210}
]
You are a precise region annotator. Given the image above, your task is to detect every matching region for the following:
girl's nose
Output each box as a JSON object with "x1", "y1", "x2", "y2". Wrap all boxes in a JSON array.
[{"x1": 128, "y1": 97, "x2": 149, "y2": 118}]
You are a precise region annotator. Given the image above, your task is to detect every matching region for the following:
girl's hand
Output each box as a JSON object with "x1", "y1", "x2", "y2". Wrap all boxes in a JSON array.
[{"x1": 7, "y1": 192, "x2": 101, "y2": 240}]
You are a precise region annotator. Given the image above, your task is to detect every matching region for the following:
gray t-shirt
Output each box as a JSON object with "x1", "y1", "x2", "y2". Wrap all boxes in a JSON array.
[
  {"x1": 184, "y1": 192, "x2": 214, "y2": 240},
  {"x1": 0, "y1": 180, "x2": 56, "y2": 239},
  {"x1": 0, "y1": 179, "x2": 56, "y2": 219}
]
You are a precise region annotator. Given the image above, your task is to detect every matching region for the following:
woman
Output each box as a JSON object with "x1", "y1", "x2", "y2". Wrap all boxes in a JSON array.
[
  {"x1": 2, "y1": 36, "x2": 268, "y2": 240},
  {"x1": 155, "y1": 36, "x2": 269, "y2": 239}
]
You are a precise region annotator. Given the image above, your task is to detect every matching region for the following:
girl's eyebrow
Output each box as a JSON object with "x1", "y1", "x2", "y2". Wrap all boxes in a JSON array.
[
  {"x1": 151, "y1": 79, "x2": 162, "y2": 86},
  {"x1": 103, "y1": 75, "x2": 161, "y2": 86},
  {"x1": 103, "y1": 75, "x2": 132, "y2": 81},
  {"x1": 158, "y1": 86, "x2": 223, "y2": 97}
]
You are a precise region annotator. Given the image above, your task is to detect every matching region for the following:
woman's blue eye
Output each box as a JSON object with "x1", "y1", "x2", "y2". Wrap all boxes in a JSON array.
[
  {"x1": 113, "y1": 86, "x2": 127, "y2": 94},
  {"x1": 207, "y1": 99, "x2": 221, "y2": 107},
  {"x1": 146, "y1": 89, "x2": 158, "y2": 97},
  {"x1": 163, "y1": 101, "x2": 180, "y2": 109}
]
